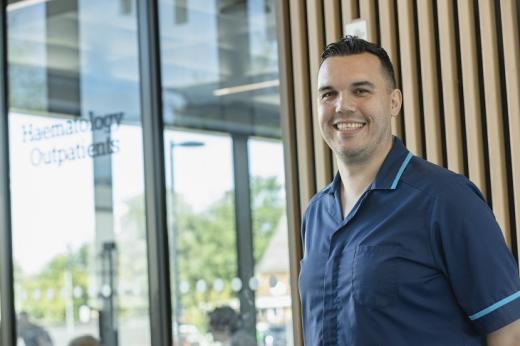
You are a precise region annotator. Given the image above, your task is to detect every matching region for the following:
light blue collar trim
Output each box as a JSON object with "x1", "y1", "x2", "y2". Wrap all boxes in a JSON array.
[
  {"x1": 469, "y1": 290, "x2": 520, "y2": 320},
  {"x1": 390, "y1": 152, "x2": 413, "y2": 189}
]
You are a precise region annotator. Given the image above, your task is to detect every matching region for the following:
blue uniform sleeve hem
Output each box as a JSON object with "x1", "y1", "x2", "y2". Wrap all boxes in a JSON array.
[
  {"x1": 470, "y1": 290, "x2": 520, "y2": 320},
  {"x1": 471, "y1": 291, "x2": 520, "y2": 335}
]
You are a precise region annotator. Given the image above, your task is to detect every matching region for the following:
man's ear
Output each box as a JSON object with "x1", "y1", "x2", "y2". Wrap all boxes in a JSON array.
[{"x1": 390, "y1": 89, "x2": 402, "y2": 117}]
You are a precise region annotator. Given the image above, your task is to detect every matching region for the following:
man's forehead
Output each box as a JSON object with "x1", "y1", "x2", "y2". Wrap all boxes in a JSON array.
[
  {"x1": 320, "y1": 53, "x2": 381, "y2": 73},
  {"x1": 318, "y1": 53, "x2": 386, "y2": 86}
]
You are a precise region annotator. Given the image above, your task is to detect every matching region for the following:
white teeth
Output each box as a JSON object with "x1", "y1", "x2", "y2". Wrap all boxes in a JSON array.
[{"x1": 336, "y1": 122, "x2": 364, "y2": 130}]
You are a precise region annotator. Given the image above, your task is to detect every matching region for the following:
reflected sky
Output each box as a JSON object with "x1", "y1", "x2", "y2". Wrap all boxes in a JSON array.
[{"x1": 9, "y1": 112, "x2": 284, "y2": 275}]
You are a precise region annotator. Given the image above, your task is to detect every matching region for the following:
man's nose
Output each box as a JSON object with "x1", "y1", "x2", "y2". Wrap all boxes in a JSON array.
[{"x1": 335, "y1": 93, "x2": 356, "y2": 113}]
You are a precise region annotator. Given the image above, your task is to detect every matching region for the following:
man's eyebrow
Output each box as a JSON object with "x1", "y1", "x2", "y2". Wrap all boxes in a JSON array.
[
  {"x1": 318, "y1": 85, "x2": 334, "y2": 93},
  {"x1": 351, "y1": 81, "x2": 375, "y2": 88}
]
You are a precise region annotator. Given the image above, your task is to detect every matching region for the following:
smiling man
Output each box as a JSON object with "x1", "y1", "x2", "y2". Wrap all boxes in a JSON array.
[{"x1": 298, "y1": 36, "x2": 520, "y2": 345}]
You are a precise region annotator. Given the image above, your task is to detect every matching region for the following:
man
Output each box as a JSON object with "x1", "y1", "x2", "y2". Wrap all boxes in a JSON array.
[
  {"x1": 299, "y1": 35, "x2": 520, "y2": 345},
  {"x1": 17, "y1": 312, "x2": 53, "y2": 346},
  {"x1": 207, "y1": 305, "x2": 257, "y2": 346}
]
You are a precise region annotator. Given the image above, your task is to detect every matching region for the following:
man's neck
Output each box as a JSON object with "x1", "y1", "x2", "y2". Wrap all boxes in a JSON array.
[{"x1": 337, "y1": 139, "x2": 393, "y2": 217}]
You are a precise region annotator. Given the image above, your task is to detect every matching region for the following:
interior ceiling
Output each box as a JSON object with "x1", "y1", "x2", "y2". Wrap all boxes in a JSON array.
[{"x1": 8, "y1": 0, "x2": 281, "y2": 138}]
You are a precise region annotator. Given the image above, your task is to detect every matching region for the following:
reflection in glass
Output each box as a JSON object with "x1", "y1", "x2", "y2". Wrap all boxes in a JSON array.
[
  {"x1": 249, "y1": 139, "x2": 292, "y2": 346},
  {"x1": 8, "y1": 0, "x2": 150, "y2": 345},
  {"x1": 165, "y1": 129, "x2": 237, "y2": 345},
  {"x1": 160, "y1": 0, "x2": 293, "y2": 345}
]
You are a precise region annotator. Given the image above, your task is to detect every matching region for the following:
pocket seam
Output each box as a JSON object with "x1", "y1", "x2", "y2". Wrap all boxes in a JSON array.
[{"x1": 352, "y1": 244, "x2": 399, "y2": 308}]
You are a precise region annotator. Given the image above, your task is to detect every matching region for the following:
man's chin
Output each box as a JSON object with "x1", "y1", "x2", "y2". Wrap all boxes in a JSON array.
[{"x1": 335, "y1": 148, "x2": 367, "y2": 164}]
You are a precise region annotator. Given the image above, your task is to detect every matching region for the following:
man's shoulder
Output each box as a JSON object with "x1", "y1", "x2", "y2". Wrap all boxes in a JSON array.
[
  {"x1": 299, "y1": 181, "x2": 335, "y2": 225},
  {"x1": 403, "y1": 155, "x2": 481, "y2": 199},
  {"x1": 306, "y1": 181, "x2": 334, "y2": 210}
]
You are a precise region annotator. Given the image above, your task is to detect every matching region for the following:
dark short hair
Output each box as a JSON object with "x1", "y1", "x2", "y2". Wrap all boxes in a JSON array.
[
  {"x1": 320, "y1": 35, "x2": 397, "y2": 88},
  {"x1": 208, "y1": 306, "x2": 241, "y2": 333}
]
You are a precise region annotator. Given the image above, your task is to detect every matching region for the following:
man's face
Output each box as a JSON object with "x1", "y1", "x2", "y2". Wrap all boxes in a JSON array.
[{"x1": 317, "y1": 53, "x2": 401, "y2": 164}]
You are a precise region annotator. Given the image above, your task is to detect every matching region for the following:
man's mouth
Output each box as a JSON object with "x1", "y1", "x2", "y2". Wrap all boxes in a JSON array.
[{"x1": 333, "y1": 122, "x2": 366, "y2": 131}]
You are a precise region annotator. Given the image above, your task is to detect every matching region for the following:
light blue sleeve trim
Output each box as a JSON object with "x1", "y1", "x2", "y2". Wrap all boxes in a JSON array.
[
  {"x1": 390, "y1": 152, "x2": 413, "y2": 189},
  {"x1": 469, "y1": 290, "x2": 520, "y2": 321}
]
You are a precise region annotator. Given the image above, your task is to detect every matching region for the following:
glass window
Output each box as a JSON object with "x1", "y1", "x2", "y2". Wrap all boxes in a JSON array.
[
  {"x1": 249, "y1": 139, "x2": 292, "y2": 346},
  {"x1": 8, "y1": 0, "x2": 151, "y2": 345},
  {"x1": 159, "y1": 0, "x2": 293, "y2": 345}
]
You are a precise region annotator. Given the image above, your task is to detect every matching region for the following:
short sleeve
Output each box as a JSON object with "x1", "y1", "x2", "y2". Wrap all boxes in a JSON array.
[
  {"x1": 429, "y1": 179, "x2": 520, "y2": 335},
  {"x1": 301, "y1": 211, "x2": 307, "y2": 255}
]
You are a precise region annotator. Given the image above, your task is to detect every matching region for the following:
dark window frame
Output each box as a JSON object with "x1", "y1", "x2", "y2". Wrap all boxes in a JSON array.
[
  {"x1": 0, "y1": 0, "x2": 175, "y2": 345},
  {"x1": 136, "y1": 0, "x2": 173, "y2": 345},
  {"x1": 0, "y1": 0, "x2": 16, "y2": 344}
]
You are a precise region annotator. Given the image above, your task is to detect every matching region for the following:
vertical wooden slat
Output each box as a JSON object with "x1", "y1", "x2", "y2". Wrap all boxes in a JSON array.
[
  {"x1": 341, "y1": 0, "x2": 359, "y2": 32},
  {"x1": 500, "y1": 0, "x2": 520, "y2": 258},
  {"x1": 276, "y1": 1, "x2": 306, "y2": 343},
  {"x1": 307, "y1": 0, "x2": 332, "y2": 191},
  {"x1": 359, "y1": 0, "x2": 378, "y2": 43},
  {"x1": 324, "y1": 0, "x2": 342, "y2": 44},
  {"x1": 478, "y1": 0, "x2": 511, "y2": 246},
  {"x1": 324, "y1": 0, "x2": 342, "y2": 176},
  {"x1": 457, "y1": 0, "x2": 487, "y2": 198},
  {"x1": 378, "y1": 0, "x2": 403, "y2": 139},
  {"x1": 289, "y1": 1, "x2": 315, "y2": 213},
  {"x1": 396, "y1": 0, "x2": 423, "y2": 156},
  {"x1": 275, "y1": 2, "x2": 304, "y2": 344},
  {"x1": 416, "y1": 1, "x2": 442, "y2": 165},
  {"x1": 437, "y1": 0, "x2": 464, "y2": 174}
]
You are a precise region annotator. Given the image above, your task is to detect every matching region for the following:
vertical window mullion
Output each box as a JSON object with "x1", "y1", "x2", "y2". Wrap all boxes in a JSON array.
[
  {"x1": 232, "y1": 134, "x2": 257, "y2": 338},
  {"x1": 136, "y1": 0, "x2": 173, "y2": 345},
  {"x1": 0, "y1": 0, "x2": 16, "y2": 345}
]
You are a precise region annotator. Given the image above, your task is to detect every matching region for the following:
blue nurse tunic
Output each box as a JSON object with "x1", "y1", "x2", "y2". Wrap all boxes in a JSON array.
[{"x1": 299, "y1": 137, "x2": 520, "y2": 345}]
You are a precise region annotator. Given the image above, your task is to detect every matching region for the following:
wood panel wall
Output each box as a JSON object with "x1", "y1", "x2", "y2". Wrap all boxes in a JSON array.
[{"x1": 276, "y1": 1, "x2": 520, "y2": 344}]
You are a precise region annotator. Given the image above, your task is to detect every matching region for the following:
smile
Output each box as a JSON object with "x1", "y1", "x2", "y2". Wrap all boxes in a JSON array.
[{"x1": 334, "y1": 122, "x2": 366, "y2": 131}]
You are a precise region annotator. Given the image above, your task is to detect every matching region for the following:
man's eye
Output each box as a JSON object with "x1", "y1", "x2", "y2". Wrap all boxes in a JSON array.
[
  {"x1": 321, "y1": 91, "x2": 334, "y2": 99},
  {"x1": 354, "y1": 89, "x2": 369, "y2": 96}
]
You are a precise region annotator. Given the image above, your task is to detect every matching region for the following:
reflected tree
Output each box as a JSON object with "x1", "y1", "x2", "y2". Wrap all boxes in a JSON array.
[
  {"x1": 13, "y1": 175, "x2": 284, "y2": 332},
  {"x1": 15, "y1": 245, "x2": 89, "y2": 323},
  {"x1": 120, "y1": 175, "x2": 284, "y2": 330}
]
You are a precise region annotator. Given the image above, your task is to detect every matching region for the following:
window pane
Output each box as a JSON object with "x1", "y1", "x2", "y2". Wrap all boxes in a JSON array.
[
  {"x1": 249, "y1": 138, "x2": 292, "y2": 346},
  {"x1": 8, "y1": 1, "x2": 150, "y2": 345},
  {"x1": 159, "y1": 0, "x2": 292, "y2": 345}
]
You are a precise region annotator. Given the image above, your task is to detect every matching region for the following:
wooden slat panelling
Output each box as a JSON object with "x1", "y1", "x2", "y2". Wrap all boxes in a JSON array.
[
  {"x1": 359, "y1": 0, "x2": 378, "y2": 43},
  {"x1": 307, "y1": 0, "x2": 332, "y2": 191},
  {"x1": 457, "y1": 0, "x2": 487, "y2": 198},
  {"x1": 324, "y1": 0, "x2": 342, "y2": 44},
  {"x1": 437, "y1": 0, "x2": 464, "y2": 174},
  {"x1": 478, "y1": 0, "x2": 511, "y2": 245},
  {"x1": 275, "y1": 1, "x2": 304, "y2": 344},
  {"x1": 500, "y1": 0, "x2": 520, "y2": 259},
  {"x1": 417, "y1": 0, "x2": 443, "y2": 165},
  {"x1": 324, "y1": 0, "x2": 342, "y2": 176},
  {"x1": 396, "y1": 0, "x2": 423, "y2": 156},
  {"x1": 378, "y1": 0, "x2": 403, "y2": 139},
  {"x1": 341, "y1": 0, "x2": 359, "y2": 33},
  {"x1": 289, "y1": 0, "x2": 316, "y2": 213},
  {"x1": 276, "y1": 0, "x2": 520, "y2": 343}
]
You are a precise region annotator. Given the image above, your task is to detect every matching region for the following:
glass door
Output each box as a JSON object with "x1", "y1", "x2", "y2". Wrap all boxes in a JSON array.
[
  {"x1": 159, "y1": 1, "x2": 293, "y2": 344},
  {"x1": 8, "y1": 0, "x2": 151, "y2": 345}
]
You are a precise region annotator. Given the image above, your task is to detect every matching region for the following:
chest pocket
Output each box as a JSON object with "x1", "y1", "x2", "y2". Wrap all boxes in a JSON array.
[{"x1": 352, "y1": 244, "x2": 401, "y2": 308}]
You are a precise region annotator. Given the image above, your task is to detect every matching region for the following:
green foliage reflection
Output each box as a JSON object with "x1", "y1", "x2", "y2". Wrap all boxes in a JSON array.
[{"x1": 14, "y1": 175, "x2": 285, "y2": 333}]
